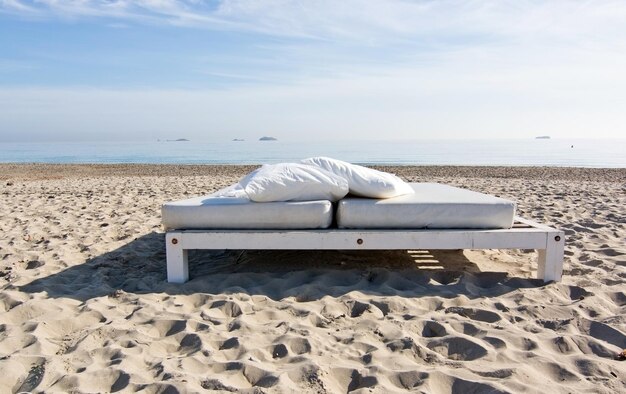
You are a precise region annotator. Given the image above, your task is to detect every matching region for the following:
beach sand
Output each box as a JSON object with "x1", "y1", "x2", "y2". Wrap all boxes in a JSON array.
[{"x1": 1, "y1": 164, "x2": 625, "y2": 393}]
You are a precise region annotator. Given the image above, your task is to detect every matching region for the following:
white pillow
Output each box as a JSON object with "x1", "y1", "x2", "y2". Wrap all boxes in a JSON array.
[
  {"x1": 210, "y1": 183, "x2": 250, "y2": 199},
  {"x1": 240, "y1": 163, "x2": 349, "y2": 202},
  {"x1": 301, "y1": 156, "x2": 414, "y2": 198}
]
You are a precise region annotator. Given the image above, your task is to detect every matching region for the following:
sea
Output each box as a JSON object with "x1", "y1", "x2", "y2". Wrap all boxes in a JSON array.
[{"x1": 1, "y1": 139, "x2": 625, "y2": 168}]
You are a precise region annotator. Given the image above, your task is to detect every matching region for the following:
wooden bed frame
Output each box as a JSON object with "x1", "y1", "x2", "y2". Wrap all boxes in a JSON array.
[{"x1": 165, "y1": 216, "x2": 564, "y2": 283}]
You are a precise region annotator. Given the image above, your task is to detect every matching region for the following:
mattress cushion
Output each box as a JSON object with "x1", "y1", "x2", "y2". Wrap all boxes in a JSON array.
[
  {"x1": 337, "y1": 183, "x2": 516, "y2": 229},
  {"x1": 162, "y1": 195, "x2": 333, "y2": 230}
]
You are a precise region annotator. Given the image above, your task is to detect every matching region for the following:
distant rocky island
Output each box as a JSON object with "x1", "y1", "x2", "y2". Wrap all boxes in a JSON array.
[
  {"x1": 162, "y1": 138, "x2": 189, "y2": 142},
  {"x1": 535, "y1": 136, "x2": 550, "y2": 139},
  {"x1": 259, "y1": 136, "x2": 278, "y2": 141},
  {"x1": 232, "y1": 138, "x2": 245, "y2": 142}
]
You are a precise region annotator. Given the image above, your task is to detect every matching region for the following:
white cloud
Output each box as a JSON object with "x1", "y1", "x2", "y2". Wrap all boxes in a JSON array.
[
  {"x1": 2, "y1": 1, "x2": 626, "y2": 140},
  {"x1": 2, "y1": 0, "x2": 625, "y2": 45},
  {"x1": 5, "y1": 1, "x2": 626, "y2": 77},
  {"x1": 2, "y1": 44, "x2": 625, "y2": 142},
  {"x1": 4, "y1": 1, "x2": 626, "y2": 71},
  {"x1": 0, "y1": 0, "x2": 36, "y2": 12}
]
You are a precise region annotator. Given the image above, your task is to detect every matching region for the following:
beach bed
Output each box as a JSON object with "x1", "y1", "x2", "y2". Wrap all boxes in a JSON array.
[{"x1": 162, "y1": 183, "x2": 565, "y2": 283}]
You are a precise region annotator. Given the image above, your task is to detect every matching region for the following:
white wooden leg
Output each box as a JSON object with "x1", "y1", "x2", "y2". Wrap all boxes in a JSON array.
[
  {"x1": 537, "y1": 231, "x2": 565, "y2": 282},
  {"x1": 166, "y1": 232, "x2": 189, "y2": 283}
]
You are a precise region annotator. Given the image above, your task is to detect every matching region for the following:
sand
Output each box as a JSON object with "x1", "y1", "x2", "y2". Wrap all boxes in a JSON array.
[{"x1": 0, "y1": 164, "x2": 624, "y2": 393}]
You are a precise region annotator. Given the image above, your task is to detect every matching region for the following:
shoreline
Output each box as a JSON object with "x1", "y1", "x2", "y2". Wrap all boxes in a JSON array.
[{"x1": 2, "y1": 163, "x2": 625, "y2": 182}]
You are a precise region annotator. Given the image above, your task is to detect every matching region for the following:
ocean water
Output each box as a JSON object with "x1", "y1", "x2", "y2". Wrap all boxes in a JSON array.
[{"x1": 1, "y1": 139, "x2": 625, "y2": 168}]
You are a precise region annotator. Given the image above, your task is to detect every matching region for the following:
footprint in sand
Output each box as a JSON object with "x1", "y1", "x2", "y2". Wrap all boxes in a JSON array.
[
  {"x1": 205, "y1": 362, "x2": 279, "y2": 390},
  {"x1": 370, "y1": 300, "x2": 390, "y2": 316},
  {"x1": 241, "y1": 364, "x2": 280, "y2": 388},
  {"x1": 269, "y1": 336, "x2": 311, "y2": 359},
  {"x1": 444, "y1": 306, "x2": 502, "y2": 323},
  {"x1": 179, "y1": 333, "x2": 202, "y2": 353},
  {"x1": 330, "y1": 368, "x2": 378, "y2": 392},
  {"x1": 344, "y1": 300, "x2": 370, "y2": 318},
  {"x1": 151, "y1": 319, "x2": 186, "y2": 337},
  {"x1": 551, "y1": 336, "x2": 576, "y2": 354},
  {"x1": 288, "y1": 337, "x2": 311, "y2": 355},
  {"x1": 210, "y1": 300, "x2": 243, "y2": 318},
  {"x1": 471, "y1": 368, "x2": 514, "y2": 378},
  {"x1": 482, "y1": 336, "x2": 506, "y2": 349},
  {"x1": 426, "y1": 371, "x2": 505, "y2": 393},
  {"x1": 578, "y1": 318, "x2": 626, "y2": 349},
  {"x1": 426, "y1": 336, "x2": 489, "y2": 361},
  {"x1": 574, "y1": 358, "x2": 621, "y2": 379},
  {"x1": 219, "y1": 336, "x2": 239, "y2": 350},
  {"x1": 595, "y1": 247, "x2": 625, "y2": 257},
  {"x1": 389, "y1": 371, "x2": 429, "y2": 390},
  {"x1": 608, "y1": 291, "x2": 626, "y2": 307},
  {"x1": 386, "y1": 336, "x2": 417, "y2": 352},
  {"x1": 535, "y1": 362, "x2": 581, "y2": 383},
  {"x1": 570, "y1": 334, "x2": 618, "y2": 358},
  {"x1": 419, "y1": 320, "x2": 448, "y2": 338},
  {"x1": 14, "y1": 363, "x2": 46, "y2": 393},
  {"x1": 271, "y1": 343, "x2": 288, "y2": 359},
  {"x1": 53, "y1": 369, "x2": 131, "y2": 393}
]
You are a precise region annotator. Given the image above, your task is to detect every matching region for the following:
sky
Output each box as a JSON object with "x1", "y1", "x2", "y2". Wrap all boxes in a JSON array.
[{"x1": 1, "y1": 0, "x2": 625, "y2": 142}]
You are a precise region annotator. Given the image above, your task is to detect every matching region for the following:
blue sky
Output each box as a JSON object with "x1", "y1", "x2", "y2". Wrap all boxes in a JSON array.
[{"x1": 1, "y1": 0, "x2": 625, "y2": 142}]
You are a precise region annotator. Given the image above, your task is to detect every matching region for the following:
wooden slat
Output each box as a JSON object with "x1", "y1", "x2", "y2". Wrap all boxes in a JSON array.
[
  {"x1": 165, "y1": 215, "x2": 565, "y2": 283},
  {"x1": 514, "y1": 216, "x2": 557, "y2": 231},
  {"x1": 173, "y1": 227, "x2": 550, "y2": 250}
]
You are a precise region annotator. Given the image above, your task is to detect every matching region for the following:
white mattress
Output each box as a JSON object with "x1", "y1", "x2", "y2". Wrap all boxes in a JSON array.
[
  {"x1": 337, "y1": 183, "x2": 516, "y2": 229},
  {"x1": 162, "y1": 195, "x2": 333, "y2": 230}
]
